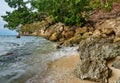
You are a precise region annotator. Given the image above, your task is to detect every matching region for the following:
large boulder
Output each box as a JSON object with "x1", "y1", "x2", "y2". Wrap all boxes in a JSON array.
[
  {"x1": 75, "y1": 57, "x2": 112, "y2": 83},
  {"x1": 79, "y1": 36, "x2": 120, "y2": 60},
  {"x1": 112, "y1": 59, "x2": 120, "y2": 69},
  {"x1": 40, "y1": 22, "x2": 66, "y2": 40}
]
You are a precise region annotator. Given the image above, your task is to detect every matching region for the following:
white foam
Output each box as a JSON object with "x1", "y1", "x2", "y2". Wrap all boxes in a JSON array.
[{"x1": 50, "y1": 46, "x2": 79, "y2": 61}]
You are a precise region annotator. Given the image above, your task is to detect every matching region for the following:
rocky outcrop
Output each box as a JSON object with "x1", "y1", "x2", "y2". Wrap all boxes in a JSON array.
[
  {"x1": 61, "y1": 32, "x2": 93, "y2": 46},
  {"x1": 46, "y1": 23, "x2": 76, "y2": 42},
  {"x1": 75, "y1": 36, "x2": 120, "y2": 83},
  {"x1": 21, "y1": 19, "x2": 76, "y2": 42},
  {"x1": 21, "y1": 17, "x2": 94, "y2": 46},
  {"x1": 79, "y1": 36, "x2": 120, "y2": 60},
  {"x1": 61, "y1": 34, "x2": 82, "y2": 46},
  {"x1": 112, "y1": 59, "x2": 120, "y2": 69},
  {"x1": 96, "y1": 17, "x2": 120, "y2": 42},
  {"x1": 75, "y1": 57, "x2": 112, "y2": 83}
]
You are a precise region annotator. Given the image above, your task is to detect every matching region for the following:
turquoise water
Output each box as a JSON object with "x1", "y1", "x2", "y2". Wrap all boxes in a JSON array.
[{"x1": 0, "y1": 35, "x2": 78, "y2": 83}]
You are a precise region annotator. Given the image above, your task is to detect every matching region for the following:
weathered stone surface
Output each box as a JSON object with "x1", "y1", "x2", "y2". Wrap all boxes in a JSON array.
[
  {"x1": 112, "y1": 59, "x2": 120, "y2": 69},
  {"x1": 114, "y1": 37, "x2": 120, "y2": 42},
  {"x1": 92, "y1": 30, "x2": 101, "y2": 37},
  {"x1": 75, "y1": 27, "x2": 88, "y2": 35},
  {"x1": 75, "y1": 57, "x2": 112, "y2": 83},
  {"x1": 61, "y1": 31, "x2": 93, "y2": 46},
  {"x1": 62, "y1": 34, "x2": 82, "y2": 46},
  {"x1": 49, "y1": 32, "x2": 59, "y2": 41},
  {"x1": 62, "y1": 29, "x2": 75, "y2": 39},
  {"x1": 97, "y1": 17, "x2": 120, "y2": 42},
  {"x1": 79, "y1": 36, "x2": 120, "y2": 60}
]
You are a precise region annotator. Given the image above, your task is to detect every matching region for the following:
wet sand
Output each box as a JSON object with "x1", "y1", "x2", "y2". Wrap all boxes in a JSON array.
[
  {"x1": 108, "y1": 56, "x2": 120, "y2": 83},
  {"x1": 39, "y1": 54, "x2": 120, "y2": 83}
]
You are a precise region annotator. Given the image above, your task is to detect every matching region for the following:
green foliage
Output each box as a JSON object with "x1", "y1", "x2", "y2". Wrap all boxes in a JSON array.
[
  {"x1": 2, "y1": 7, "x2": 34, "y2": 30},
  {"x1": 2, "y1": 0, "x2": 49, "y2": 30},
  {"x1": 104, "y1": 0, "x2": 114, "y2": 11},
  {"x1": 90, "y1": 0, "x2": 102, "y2": 9},
  {"x1": 2, "y1": 0, "x2": 117, "y2": 30},
  {"x1": 90, "y1": 0, "x2": 115, "y2": 11},
  {"x1": 5, "y1": 0, "x2": 27, "y2": 8},
  {"x1": 2, "y1": 0, "x2": 29, "y2": 30},
  {"x1": 31, "y1": 0, "x2": 92, "y2": 26}
]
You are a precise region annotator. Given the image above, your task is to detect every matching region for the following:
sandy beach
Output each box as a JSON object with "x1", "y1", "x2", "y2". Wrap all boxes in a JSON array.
[{"x1": 39, "y1": 54, "x2": 120, "y2": 83}]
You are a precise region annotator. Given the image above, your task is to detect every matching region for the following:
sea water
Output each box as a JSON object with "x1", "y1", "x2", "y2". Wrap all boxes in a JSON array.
[{"x1": 0, "y1": 35, "x2": 78, "y2": 83}]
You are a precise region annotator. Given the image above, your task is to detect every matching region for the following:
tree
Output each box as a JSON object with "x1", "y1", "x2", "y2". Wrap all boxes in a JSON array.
[
  {"x1": 2, "y1": 7, "x2": 34, "y2": 30},
  {"x1": 30, "y1": 0, "x2": 92, "y2": 26},
  {"x1": 2, "y1": 0, "x2": 49, "y2": 30},
  {"x1": 4, "y1": 0, "x2": 26, "y2": 8},
  {"x1": 2, "y1": 0, "x2": 116, "y2": 30},
  {"x1": 1, "y1": 0, "x2": 35, "y2": 30}
]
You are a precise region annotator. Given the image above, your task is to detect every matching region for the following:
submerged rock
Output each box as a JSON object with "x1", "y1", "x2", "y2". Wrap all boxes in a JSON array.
[
  {"x1": 75, "y1": 57, "x2": 112, "y2": 83},
  {"x1": 79, "y1": 36, "x2": 120, "y2": 60},
  {"x1": 16, "y1": 34, "x2": 21, "y2": 38},
  {"x1": 112, "y1": 59, "x2": 120, "y2": 69}
]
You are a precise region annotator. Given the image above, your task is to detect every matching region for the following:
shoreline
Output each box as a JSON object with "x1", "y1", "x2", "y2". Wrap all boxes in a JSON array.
[{"x1": 39, "y1": 54, "x2": 120, "y2": 83}]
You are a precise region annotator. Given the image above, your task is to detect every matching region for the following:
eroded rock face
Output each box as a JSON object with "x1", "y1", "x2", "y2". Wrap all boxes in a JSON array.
[
  {"x1": 61, "y1": 34, "x2": 82, "y2": 46},
  {"x1": 61, "y1": 33, "x2": 93, "y2": 47},
  {"x1": 49, "y1": 32, "x2": 61, "y2": 41},
  {"x1": 76, "y1": 36, "x2": 120, "y2": 83},
  {"x1": 75, "y1": 57, "x2": 112, "y2": 83},
  {"x1": 112, "y1": 59, "x2": 120, "y2": 69},
  {"x1": 79, "y1": 36, "x2": 120, "y2": 60},
  {"x1": 96, "y1": 17, "x2": 120, "y2": 42}
]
